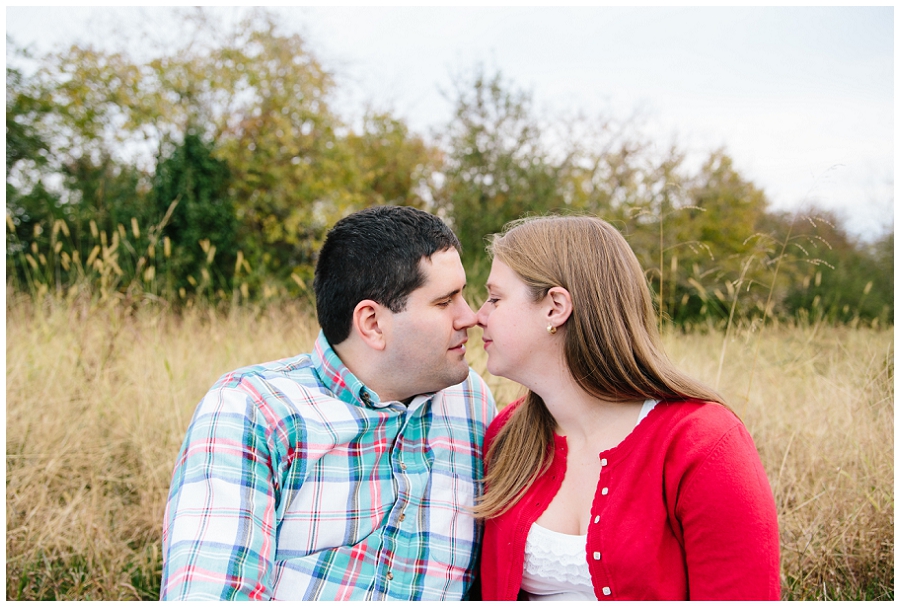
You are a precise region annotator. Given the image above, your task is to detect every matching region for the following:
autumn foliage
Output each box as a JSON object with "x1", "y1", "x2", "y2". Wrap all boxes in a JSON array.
[{"x1": 6, "y1": 9, "x2": 892, "y2": 326}]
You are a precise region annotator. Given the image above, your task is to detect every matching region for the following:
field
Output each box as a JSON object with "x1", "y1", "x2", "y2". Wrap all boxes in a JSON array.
[{"x1": 6, "y1": 294, "x2": 894, "y2": 600}]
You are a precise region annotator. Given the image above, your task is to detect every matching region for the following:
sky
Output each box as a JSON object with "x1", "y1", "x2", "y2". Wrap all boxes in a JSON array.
[{"x1": 6, "y1": 6, "x2": 895, "y2": 239}]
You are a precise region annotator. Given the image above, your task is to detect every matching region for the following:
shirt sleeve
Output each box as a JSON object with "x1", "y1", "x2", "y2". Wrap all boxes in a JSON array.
[
  {"x1": 675, "y1": 421, "x2": 781, "y2": 600},
  {"x1": 160, "y1": 383, "x2": 283, "y2": 600}
]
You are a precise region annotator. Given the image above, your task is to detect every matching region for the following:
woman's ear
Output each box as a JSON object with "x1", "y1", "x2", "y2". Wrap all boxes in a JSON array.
[
  {"x1": 546, "y1": 286, "x2": 573, "y2": 330},
  {"x1": 351, "y1": 299, "x2": 387, "y2": 351}
]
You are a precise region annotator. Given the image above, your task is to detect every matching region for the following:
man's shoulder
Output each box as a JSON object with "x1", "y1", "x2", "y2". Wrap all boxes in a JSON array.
[
  {"x1": 197, "y1": 352, "x2": 341, "y2": 421},
  {"x1": 214, "y1": 352, "x2": 317, "y2": 389}
]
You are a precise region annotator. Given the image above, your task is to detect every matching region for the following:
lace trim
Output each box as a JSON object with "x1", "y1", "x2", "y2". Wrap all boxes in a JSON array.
[{"x1": 522, "y1": 524, "x2": 593, "y2": 587}]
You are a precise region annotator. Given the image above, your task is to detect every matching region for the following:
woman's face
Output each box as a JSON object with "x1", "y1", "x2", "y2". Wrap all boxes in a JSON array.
[{"x1": 475, "y1": 258, "x2": 548, "y2": 383}]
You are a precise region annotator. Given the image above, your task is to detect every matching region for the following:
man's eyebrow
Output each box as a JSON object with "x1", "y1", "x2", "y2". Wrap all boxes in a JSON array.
[{"x1": 430, "y1": 286, "x2": 464, "y2": 304}]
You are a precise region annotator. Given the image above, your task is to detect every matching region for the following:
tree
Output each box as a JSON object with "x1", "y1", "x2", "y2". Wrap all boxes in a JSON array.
[
  {"x1": 345, "y1": 111, "x2": 441, "y2": 210},
  {"x1": 151, "y1": 132, "x2": 237, "y2": 298},
  {"x1": 434, "y1": 67, "x2": 566, "y2": 284},
  {"x1": 780, "y1": 208, "x2": 893, "y2": 324}
]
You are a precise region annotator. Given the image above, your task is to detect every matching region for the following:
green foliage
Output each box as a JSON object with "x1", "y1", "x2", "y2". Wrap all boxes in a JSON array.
[
  {"x1": 622, "y1": 151, "x2": 774, "y2": 325},
  {"x1": 152, "y1": 132, "x2": 237, "y2": 297},
  {"x1": 5, "y1": 11, "x2": 892, "y2": 328},
  {"x1": 781, "y1": 211, "x2": 893, "y2": 325},
  {"x1": 435, "y1": 67, "x2": 566, "y2": 285},
  {"x1": 345, "y1": 111, "x2": 440, "y2": 209},
  {"x1": 6, "y1": 62, "x2": 52, "y2": 174},
  {"x1": 206, "y1": 14, "x2": 348, "y2": 285}
]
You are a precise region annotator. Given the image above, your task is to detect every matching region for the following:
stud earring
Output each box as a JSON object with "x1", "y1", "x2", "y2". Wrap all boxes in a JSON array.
[{"x1": 547, "y1": 324, "x2": 557, "y2": 335}]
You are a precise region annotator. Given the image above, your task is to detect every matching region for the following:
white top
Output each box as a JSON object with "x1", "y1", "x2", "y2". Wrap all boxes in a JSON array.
[
  {"x1": 521, "y1": 399, "x2": 660, "y2": 601},
  {"x1": 636, "y1": 397, "x2": 659, "y2": 425},
  {"x1": 521, "y1": 523, "x2": 595, "y2": 600}
]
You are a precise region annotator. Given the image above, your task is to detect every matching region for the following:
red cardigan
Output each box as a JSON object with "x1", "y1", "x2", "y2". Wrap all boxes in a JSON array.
[{"x1": 479, "y1": 399, "x2": 780, "y2": 600}]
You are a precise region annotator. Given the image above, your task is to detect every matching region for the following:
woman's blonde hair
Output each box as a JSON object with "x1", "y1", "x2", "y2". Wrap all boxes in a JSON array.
[{"x1": 475, "y1": 215, "x2": 725, "y2": 519}]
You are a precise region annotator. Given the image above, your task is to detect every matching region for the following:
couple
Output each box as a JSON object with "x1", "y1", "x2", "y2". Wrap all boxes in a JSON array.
[{"x1": 161, "y1": 206, "x2": 780, "y2": 601}]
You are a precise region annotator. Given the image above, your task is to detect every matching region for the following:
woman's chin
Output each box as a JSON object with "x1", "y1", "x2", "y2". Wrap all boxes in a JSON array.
[
  {"x1": 486, "y1": 362, "x2": 513, "y2": 383},
  {"x1": 485, "y1": 360, "x2": 501, "y2": 378}
]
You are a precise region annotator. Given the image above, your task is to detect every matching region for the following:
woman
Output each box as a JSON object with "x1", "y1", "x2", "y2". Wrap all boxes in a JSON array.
[{"x1": 474, "y1": 216, "x2": 780, "y2": 601}]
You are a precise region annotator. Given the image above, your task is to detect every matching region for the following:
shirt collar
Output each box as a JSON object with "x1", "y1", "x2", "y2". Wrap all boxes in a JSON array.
[{"x1": 312, "y1": 330, "x2": 388, "y2": 409}]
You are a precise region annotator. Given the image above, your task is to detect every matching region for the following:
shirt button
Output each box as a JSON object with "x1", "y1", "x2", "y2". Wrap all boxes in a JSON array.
[
  {"x1": 386, "y1": 572, "x2": 393, "y2": 581},
  {"x1": 594, "y1": 515, "x2": 600, "y2": 524},
  {"x1": 601, "y1": 487, "x2": 609, "y2": 495},
  {"x1": 399, "y1": 513, "x2": 406, "y2": 522},
  {"x1": 600, "y1": 458, "x2": 608, "y2": 466},
  {"x1": 400, "y1": 462, "x2": 407, "y2": 471},
  {"x1": 602, "y1": 586, "x2": 611, "y2": 596},
  {"x1": 593, "y1": 552, "x2": 602, "y2": 560}
]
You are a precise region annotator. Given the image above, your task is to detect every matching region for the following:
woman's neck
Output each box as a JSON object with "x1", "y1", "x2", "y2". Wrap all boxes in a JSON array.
[{"x1": 531, "y1": 369, "x2": 644, "y2": 451}]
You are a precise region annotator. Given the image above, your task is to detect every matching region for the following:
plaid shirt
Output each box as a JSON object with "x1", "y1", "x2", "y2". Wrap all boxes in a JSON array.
[{"x1": 161, "y1": 331, "x2": 496, "y2": 600}]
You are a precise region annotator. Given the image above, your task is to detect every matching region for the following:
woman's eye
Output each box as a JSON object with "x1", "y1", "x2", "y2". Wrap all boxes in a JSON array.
[{"x1": 487, "y1": 298, "x2": 499, "y2": 305}]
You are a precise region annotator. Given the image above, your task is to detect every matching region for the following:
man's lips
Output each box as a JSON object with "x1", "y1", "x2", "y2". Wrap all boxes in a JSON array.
[
  {"x1": 482, "y1": 337, "x2": 492, "y2": 349},
  {"x1": 449, "y1": 339, "x2": 468, "y2": 352}
]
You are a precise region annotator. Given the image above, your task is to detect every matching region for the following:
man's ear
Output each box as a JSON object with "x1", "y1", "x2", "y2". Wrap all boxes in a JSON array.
[
  {"x1": 351, "y1": 299, "x2": 388, "y2": 351},
  {"x1": 546, "y1": 286, "x2": 573, "y2": 330}
]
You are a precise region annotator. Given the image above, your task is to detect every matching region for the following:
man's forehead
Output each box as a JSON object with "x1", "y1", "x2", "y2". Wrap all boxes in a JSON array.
[{"x1": 416, "y1": 249, "x2": 465, "y2": 287}]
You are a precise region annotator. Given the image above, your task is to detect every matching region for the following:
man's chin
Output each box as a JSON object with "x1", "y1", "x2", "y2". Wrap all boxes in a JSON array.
[{"x1": 429, "y1": 366, "x2": 471, "y2": 393}]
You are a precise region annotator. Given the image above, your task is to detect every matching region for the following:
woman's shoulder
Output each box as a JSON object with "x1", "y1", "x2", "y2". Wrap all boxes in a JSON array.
[
  {"x1": 661, "y1": 399, "x2": 741, "y2": 429},
  {"x1": 652, "y1": 399, "x2": 757, "y2": 459}
]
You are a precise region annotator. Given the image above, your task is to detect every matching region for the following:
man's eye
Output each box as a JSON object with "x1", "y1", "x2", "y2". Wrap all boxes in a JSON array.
[{"x1": 437, "y1": 299, "x2": 452, "y2": 308}]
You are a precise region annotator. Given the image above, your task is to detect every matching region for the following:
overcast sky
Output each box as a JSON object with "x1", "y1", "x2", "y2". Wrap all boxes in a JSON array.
[{"x1": 6, "y1": 6, "x2": 894, "y2": 238}]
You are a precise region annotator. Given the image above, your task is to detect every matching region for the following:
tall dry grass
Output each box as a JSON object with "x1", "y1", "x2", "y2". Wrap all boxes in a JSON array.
[{"x1": 6, "y1": 295, "x2": 894, "y2": 600}]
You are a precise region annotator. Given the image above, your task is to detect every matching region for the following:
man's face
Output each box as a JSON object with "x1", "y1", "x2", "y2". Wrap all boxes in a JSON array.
[{"x1": 381, "y1": 248, "x2": 477, "y2": 401}]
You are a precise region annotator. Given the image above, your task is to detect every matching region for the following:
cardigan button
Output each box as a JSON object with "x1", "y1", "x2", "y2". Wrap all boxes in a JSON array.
[
  {"x1": 592, "y1": 551, "x2": 601, "y2": 560},
  {"x1": 602, "y1": 586, "x2": 611, "y2": 596},
  {"x1": 601, "y1": 487, "x2": 609, "y2": 495},
  {"x1": 594, "y1": 515, "x2": 600, "y2": 524},
  {"x1": 600, "y1": 458, "x2": 608, "y2": 466}
]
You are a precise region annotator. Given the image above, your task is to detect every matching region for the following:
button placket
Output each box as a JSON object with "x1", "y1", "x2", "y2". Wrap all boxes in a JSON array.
[{"x1": 594, "y1": 455, "x2": 611, "y2": 597}]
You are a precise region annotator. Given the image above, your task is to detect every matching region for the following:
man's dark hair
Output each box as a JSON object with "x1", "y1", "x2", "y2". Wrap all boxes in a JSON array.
[{"x1": 314, "y1": 205, "x2": 462, "y2": 345}]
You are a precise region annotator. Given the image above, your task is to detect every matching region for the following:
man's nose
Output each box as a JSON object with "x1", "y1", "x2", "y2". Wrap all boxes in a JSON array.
[{"x1": 456, "y1": 299, "x2": 477, "y2": 329}]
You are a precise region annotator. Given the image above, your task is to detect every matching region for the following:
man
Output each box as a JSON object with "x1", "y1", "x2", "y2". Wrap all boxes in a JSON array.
[{"x1": 161, "y1": 206, "x2": 496, "y2": 600}]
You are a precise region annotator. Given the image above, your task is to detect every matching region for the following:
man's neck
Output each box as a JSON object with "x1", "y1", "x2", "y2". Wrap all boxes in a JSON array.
[{"x1": 332, "y1": 338, "x2": 409, "y2": 403}]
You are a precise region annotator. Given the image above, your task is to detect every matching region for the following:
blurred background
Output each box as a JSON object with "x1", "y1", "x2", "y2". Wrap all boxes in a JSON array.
[
  {"x1": 5, "y1": 6, "x2": 894, "y2": 601},
  {"x1": 6, "y1": 6, "x2": 893, "y2": 324}
]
